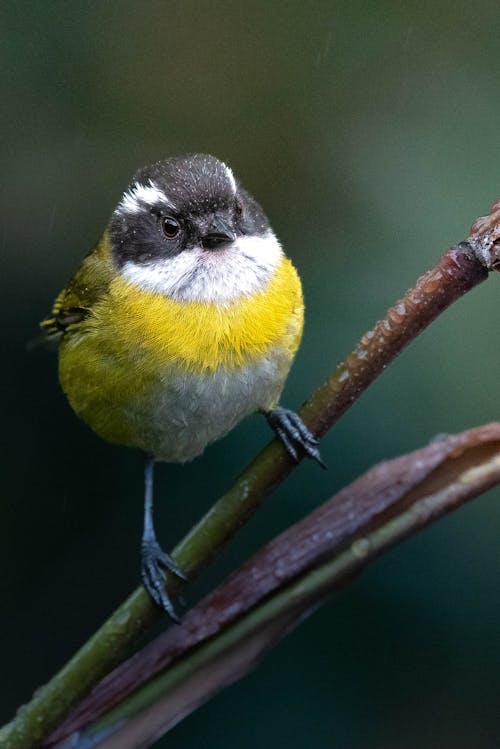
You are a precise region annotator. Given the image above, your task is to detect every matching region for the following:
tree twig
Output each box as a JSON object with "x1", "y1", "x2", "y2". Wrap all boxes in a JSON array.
[
  {"x1": 48, "y1": 423, "x2": 500, "y2": 748},
  {"x1": 2, "y1": 202, "x2": 500, "y2": 749}
]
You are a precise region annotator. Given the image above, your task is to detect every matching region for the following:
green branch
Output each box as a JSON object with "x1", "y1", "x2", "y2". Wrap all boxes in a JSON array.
[
  {"x1": 1, "y1": 202, "x2": 499, "y2": 749},
  {"x1": 53, "y1": 423, "x2": 500, "y2": 748}
]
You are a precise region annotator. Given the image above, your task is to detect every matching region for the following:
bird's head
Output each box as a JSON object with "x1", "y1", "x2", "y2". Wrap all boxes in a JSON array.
[{"x1": 108, "y1": 154, "x2": 283, "y2": 304}]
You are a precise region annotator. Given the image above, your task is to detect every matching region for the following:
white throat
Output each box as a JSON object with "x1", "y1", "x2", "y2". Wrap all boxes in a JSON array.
[{"x1": 120, "y1": 232, "x2": 283, "y2": 304}]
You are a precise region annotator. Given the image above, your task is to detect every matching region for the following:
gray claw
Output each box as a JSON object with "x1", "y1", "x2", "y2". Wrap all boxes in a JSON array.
[
  {"x1": 141, "y1": 540, "x2": 185, "y2": 621},
  {"x1": 265, "y1": 407, "x2": 326, "y2": 469}
]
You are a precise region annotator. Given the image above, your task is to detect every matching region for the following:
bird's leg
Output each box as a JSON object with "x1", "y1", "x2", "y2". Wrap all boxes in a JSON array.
[
  {"x1": 141, "y1": 456, "x2": 186, "y2": 621},
  {"x1": 264, "y1": 407, "x2": 326, "y2": 468}
]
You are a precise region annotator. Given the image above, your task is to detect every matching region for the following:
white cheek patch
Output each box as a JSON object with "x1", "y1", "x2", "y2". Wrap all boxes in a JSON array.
[
  {"x1": 116, "y1": 180, "x2": 168, "y2": 215},
  {"x1": 121, "y1": 232, "x2": 283, "y2": 304}
]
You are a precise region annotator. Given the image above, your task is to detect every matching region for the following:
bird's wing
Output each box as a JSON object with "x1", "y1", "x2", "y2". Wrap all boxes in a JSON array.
[
  {"x1": 40, "y1": 233, "x2": 115, "y2": 339},
  {"x1": 40, "y1": 292, "x2": 90, "y2": 338}
]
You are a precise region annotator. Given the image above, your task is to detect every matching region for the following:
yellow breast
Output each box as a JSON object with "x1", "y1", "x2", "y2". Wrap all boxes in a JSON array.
[
  {"x1": 72, "y1": 254, "x2": 303, "y2": 374},
  {"x1": 58, "y1": 253, "x2": 303, "y2": 450}
]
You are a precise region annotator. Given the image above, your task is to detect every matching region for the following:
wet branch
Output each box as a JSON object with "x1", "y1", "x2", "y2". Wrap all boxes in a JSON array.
[
  {"x1": 49, "y1": 423, "x2": 500, "y2": 747},
  {"x1": 2, "y1": 201, "x2": 500, "y2": 749}
]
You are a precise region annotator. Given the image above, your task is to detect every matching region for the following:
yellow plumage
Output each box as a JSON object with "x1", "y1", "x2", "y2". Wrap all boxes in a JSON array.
[
  {"x1": 41, "y1": 153, "x2": 323, "y2": 615},
  {"x1": 49, "y1": 232, "x2": 304, "y2": 455}
]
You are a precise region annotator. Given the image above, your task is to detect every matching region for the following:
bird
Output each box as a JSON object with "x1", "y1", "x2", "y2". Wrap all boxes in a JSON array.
[{"x1": 41, "y1": 153, "x2": 323, "y2": 619}]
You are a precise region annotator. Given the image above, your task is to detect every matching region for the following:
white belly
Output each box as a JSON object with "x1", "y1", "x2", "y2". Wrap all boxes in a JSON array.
[{"x1": 129, "y1": 348, "x2": 291, "y2": 462}]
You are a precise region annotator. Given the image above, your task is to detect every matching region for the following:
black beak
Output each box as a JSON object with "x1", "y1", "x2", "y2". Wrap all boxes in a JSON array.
[{"x1": 201, "y1": 218, "x2": 236, "y2": 250}]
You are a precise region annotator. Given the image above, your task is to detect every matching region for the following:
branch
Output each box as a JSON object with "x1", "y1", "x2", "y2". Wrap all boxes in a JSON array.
[
  {"x1": 48, "y1": 423, "x2": 500, "y2": 748},
  {"x1": 2, "y1": 202, "x2": 500, "y2": 749}
]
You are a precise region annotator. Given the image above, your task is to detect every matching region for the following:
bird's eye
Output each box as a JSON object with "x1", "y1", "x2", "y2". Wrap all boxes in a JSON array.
[
  {"x1": 235, "y1": 200, "x2": 243, "y2": 217},
  {"x1": 161, "y1": 216, "x2": 181, "y2": 238}
]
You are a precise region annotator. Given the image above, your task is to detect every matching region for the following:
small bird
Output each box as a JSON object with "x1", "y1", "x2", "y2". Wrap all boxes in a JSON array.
[{"x1": 42, "y1": 154, "x2": 323, "y2": 619}]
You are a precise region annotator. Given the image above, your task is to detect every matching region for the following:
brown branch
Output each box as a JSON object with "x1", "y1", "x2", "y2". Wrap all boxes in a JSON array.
[
  {"x1": 302, "y1": 197, "x2": 500, "y2": 438},
  {"x1": 301, "y1": 241, "x2": 488, "y2": 437},
  {"x1": 47, "y1": 422, "x2": 500, "y2": 746},
  {"x1": 3, "y1": 201, "x2": 500, "y2": 749}
]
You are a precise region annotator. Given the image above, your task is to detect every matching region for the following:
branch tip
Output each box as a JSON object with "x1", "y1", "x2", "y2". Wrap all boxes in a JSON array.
[{"x1": 468, "y1": 199, "x2": 500, "y2": 270}]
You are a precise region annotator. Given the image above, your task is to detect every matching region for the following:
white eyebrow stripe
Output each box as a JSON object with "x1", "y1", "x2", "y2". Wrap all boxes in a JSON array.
[
  {"x1": 223, "y1": 162, "x2": 237, "y2": 194},
  {"x1": 116, "y1": 180, "x2": 168, "y2": 215}
]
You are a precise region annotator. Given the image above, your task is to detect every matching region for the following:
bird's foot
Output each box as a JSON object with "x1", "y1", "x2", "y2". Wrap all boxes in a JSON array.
[
  {"x1": 141, "y1": 539, "x2": 187, "y2": 622},
  {"x1": 265, "y1": 407, "x2": 326, "y2": 468}
]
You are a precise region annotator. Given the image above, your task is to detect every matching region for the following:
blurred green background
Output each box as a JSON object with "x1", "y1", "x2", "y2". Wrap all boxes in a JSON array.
[{"x1": 3, "y1": 1, "x2": 500, "y2": 747}]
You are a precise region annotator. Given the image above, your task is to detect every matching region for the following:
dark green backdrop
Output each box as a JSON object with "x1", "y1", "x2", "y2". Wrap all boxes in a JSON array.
[{"x1": 3, "y1": 2, "x2": 500, "y2": 747}]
